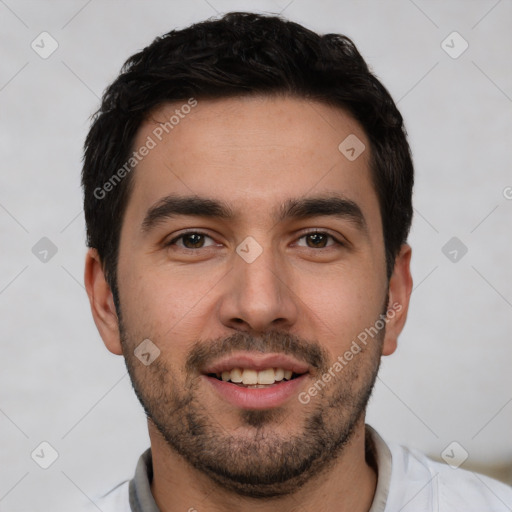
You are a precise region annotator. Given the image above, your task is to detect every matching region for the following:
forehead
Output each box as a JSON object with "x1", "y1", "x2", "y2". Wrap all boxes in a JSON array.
[{"x1": 125, "y1": 95, "x2": 380, "y2": 234}]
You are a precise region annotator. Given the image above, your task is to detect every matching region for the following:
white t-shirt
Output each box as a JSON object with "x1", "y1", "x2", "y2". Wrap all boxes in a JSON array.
[{"x1": 84, "y1": 426, "x2": 512, "y2": 511}]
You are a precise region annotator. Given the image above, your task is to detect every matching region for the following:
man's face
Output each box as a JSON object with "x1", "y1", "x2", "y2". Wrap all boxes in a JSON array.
[{"x1": 114, "y1": 96, "x2": 393, "y2": 496}]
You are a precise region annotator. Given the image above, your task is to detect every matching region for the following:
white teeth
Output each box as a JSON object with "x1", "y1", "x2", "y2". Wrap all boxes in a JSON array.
[
  {"x1": 241, "y1": 369, "x2": 258, "y2": 385},
  {"x1": 274, "y1": 368, "x2": 284, "y2": 381},
  {"x1": 257, "y1": 368, "x2": 276, "y2": 385},
  {"x1": 216, "y1": 367, "x2": 299, "y2": 385},
  {"x1": 230, "y1": 368, "x2": 243, "y2": 383}
]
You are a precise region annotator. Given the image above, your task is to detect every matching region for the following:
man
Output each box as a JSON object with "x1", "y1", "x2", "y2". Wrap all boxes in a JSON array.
[{"x1": 82, "y1": 11, "x2": 512, "y2": 512}]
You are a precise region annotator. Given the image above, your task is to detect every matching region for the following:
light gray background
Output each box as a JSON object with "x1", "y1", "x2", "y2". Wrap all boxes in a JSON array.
[{"x1": 1, "y1": 1, "x2": 511, "y2": 510}]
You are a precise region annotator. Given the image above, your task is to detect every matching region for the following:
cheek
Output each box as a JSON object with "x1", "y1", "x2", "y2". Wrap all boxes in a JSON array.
[
  {"x1": 117, "y1": 262, "x2": 218, "y2": 363},
  {"x1": 293, "y1": 268, "x2": 385, "y2": 349}
]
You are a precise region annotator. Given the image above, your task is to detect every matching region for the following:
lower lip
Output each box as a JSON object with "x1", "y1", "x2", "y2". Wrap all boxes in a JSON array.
[{"x1": 203, "y1": 374, "x2": 308, "y2": 410}]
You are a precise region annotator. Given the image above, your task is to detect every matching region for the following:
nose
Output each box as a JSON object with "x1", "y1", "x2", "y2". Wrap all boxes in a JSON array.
[{"x1": 218, "y1": 241, "x2": 300, "y2": 334}]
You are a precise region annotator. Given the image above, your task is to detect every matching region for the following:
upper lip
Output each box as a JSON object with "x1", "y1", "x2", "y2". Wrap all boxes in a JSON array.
[{"x1": 201, "y1": 352, "x2": 311, "y2": 375}]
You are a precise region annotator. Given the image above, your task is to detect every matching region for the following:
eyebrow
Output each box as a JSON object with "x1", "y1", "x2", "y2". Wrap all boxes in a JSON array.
[{"x1": 141, "y1": 193, "x2": 368, "y2": 234}]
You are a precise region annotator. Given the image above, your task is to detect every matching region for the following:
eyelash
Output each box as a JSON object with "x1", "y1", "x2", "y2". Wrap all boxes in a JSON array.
[{"x1": 166, "y1": 230, "x2": 344, "y2": 251}]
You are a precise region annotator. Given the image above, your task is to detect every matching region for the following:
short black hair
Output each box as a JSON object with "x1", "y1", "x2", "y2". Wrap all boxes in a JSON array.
[{"x1": 82, "y1": 11, "x2": 414, "y2": 305}]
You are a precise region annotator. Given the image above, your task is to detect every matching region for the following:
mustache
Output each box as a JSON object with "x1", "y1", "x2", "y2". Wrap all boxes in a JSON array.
[{"x1": 186, "y1": 330, "x2": 329, "y2": 373}]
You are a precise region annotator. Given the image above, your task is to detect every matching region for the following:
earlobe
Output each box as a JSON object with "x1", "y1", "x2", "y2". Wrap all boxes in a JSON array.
[
  {"x1": 84, "y1": 248, "x2": 123, "y2": 355},
  {"x1": 382, "y1": 244, "x2": 413, "y2": 356}
]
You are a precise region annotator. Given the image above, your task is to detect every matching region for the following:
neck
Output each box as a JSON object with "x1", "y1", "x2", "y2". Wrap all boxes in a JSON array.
[{"x1": 149, "y1": 418, "x2": 377, "y2": 512}]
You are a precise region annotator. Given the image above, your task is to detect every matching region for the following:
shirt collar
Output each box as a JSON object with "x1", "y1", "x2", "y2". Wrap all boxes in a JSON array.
[
  {"x1": 129, "y1": 448, "x2": 159, "y2": 512},
  {"x1": 366, "y1": 424, "x2": 392, "y2": 512}
]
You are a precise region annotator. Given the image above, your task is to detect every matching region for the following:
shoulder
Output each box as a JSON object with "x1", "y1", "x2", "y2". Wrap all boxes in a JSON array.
[{"x1": 389, "y1": 442, "x2": 512, "y2": 511}]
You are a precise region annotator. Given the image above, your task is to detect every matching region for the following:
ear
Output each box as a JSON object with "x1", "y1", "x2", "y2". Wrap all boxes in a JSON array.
[
  {"x1": 382, "y1": 244, "x2": 413, "y2": 356},
  {"x1": 84, "y1": 248, "x2": 123, "y2": 355}
]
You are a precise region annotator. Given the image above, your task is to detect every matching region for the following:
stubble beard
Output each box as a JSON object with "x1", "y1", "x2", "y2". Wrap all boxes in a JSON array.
[{"x1": 120, "y1": 320, "x2": 384, "y2": 498}]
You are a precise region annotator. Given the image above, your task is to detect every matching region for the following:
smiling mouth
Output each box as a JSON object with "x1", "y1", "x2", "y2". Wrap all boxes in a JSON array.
[{"x1": 207, "y1": 367, "x2": 307, "y2": 388}]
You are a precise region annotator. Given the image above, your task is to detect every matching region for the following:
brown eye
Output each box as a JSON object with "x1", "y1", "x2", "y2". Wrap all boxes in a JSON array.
[
  {"x1": 181, "y1": 233, "x2": 205, "y2": 248},
  {"x1": 167, "y1": 232, "x2": 216, "y2": 249},
  {"x1": 305, "y1": 233, "x2": 329, "y2": 248},
  {"x1": 296, "y1": 231, "x2": 341, "y2": 249}
]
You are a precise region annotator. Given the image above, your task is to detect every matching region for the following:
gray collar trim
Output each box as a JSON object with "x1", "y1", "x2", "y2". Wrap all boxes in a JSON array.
[
  {"x1": 366, "y1": 425, "x2": 392, "y2": 512},
  {"x1": 129, "y1": 448, "x2": 160, "y2": 512}
]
